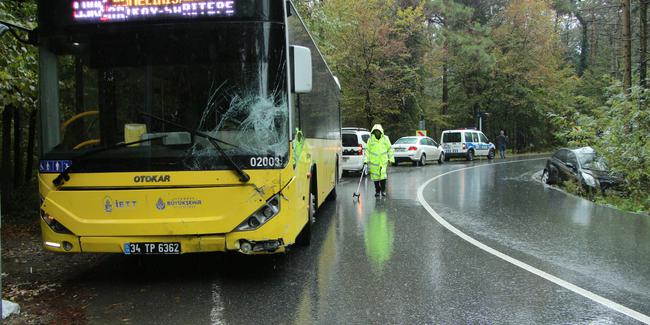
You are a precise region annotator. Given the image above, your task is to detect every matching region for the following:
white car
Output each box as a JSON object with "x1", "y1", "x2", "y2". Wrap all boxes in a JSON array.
[
  {"x1": 341, "y1": 128, "x2": 370, "y2": 174},
  {"x1": 392, "y1": 136, "x2": 445, "y2": 166},
  {"x1": 440, "y1": 128, "x2": 496, "y2": 161}
]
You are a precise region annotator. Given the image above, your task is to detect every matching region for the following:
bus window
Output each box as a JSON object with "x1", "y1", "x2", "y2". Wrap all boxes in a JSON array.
[{"x1": 46, "y1": 24, "x2": 289, "y2": 172}]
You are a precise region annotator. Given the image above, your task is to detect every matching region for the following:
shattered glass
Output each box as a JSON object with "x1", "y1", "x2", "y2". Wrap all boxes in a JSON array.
[
  {"x1": 185, "y1": 89, "x2": 289, "y2": 170},
  {"x1": 46, "y1": 23, "x2": 289, "y2": 172}
]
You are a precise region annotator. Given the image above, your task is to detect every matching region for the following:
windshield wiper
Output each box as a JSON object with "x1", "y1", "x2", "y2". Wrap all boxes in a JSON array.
[
  {"x1": 140, "y1": 112, "x2": 250, "y2": 183},
  {"x1": 52, "y1": 136, "x2": 166, "y2": 188}
]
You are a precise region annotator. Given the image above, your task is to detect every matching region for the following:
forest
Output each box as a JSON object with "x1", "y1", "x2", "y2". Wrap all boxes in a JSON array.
[
  {"x1": 1, "y1": 0, "x2": 649, "y2": 212},
  {"x1": 294, "y1": 0, "x2": 649, "y2": 211}
]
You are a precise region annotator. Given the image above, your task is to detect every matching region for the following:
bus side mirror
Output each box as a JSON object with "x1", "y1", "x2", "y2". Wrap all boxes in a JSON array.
[{"x1": 290, "y1": 45, "x2": 312, "y2": 94}]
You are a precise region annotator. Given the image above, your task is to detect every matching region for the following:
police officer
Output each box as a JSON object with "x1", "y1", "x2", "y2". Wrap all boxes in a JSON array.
[
  {"x1": 363, "y1": 124, "x2": 395, "y2": 197},
  {"x1": 496, "y1": 130, "x2": 508, "y2": 159}
]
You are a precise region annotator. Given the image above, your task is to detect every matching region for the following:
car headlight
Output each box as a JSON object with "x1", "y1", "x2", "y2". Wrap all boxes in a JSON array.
[
  {"x1": 236, "y1": 194, "x2": 281, "y2": 231},
  {"x1": 581, "y1": 172, "x2": 597, "y2": 188}
]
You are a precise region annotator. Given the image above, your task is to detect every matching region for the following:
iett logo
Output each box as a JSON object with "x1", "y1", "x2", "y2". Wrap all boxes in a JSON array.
[{"x1": 104, "y1": 197, "x2": 113, "y2": 213}]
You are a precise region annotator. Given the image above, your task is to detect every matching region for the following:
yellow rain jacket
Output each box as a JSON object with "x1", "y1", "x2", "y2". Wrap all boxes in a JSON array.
[{"x1": 363, "y1": 124, "x2": 395, "y2": 181}]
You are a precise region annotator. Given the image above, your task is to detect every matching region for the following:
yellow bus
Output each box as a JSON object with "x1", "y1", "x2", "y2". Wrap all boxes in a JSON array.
[{"x1": 36, "y1": 0, "x2": 341, "y2": 255}]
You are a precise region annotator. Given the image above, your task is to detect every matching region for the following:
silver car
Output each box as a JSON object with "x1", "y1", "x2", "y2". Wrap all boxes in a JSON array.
[{"x1": 392, "y1": 136, "x2": 445, "y2": 166}]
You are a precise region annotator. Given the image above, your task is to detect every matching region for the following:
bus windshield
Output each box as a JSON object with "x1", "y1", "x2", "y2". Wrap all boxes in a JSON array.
[{"x1": 43, "y1": 22, "x2": 288, "y2": 172}]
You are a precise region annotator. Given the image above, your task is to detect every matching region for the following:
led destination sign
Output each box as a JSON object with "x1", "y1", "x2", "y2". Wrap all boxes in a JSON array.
[{"x1": 72, "y1": 0, "x2": 236, "y2": 23}]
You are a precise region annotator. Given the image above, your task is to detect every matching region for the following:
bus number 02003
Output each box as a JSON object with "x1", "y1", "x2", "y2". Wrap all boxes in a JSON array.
[{"x1": 250, "y1": 157, "x2": 283, "y2": 168}]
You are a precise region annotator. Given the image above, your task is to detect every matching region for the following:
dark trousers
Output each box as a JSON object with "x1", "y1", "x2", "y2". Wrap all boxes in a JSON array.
[{"x1": 374, "y1": 179, "x2": 387, "y2": 193}]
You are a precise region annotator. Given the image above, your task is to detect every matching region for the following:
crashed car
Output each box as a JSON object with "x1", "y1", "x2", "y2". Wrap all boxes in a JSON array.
[{"x1": 542, "y1": 147, "x2": 623, "y2": 195}]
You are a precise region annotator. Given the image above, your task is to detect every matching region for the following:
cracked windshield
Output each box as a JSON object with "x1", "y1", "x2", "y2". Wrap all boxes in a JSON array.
[
  {"x1": 52, "y1": 23, "x2": 288, "y2": 171},
  {"x1": 1, "y1": 0, "x2": 649, "y2": 324}
]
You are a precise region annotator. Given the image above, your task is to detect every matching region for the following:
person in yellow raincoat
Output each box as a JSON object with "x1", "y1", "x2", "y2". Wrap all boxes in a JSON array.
[{"x1": 363, "y1": 124, "x2": 395, "y2": 197}]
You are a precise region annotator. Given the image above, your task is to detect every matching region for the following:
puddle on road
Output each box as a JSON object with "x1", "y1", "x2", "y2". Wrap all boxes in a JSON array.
[{"x1": 500, "y1": 170, "x2": 542, "y2": 183}]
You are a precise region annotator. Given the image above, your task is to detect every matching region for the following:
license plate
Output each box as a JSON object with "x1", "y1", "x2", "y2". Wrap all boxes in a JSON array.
[{"x1": 124, "y1": 242, "x2": 181, "y2": 255}]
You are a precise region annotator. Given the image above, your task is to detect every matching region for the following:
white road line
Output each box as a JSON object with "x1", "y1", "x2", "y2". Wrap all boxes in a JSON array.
[
  {"x1": 416, "y1": 158, "x2": 650, "y2": 324},
  {"x1": 210, "y1": 282, "x2": 225, "y2": 325}
]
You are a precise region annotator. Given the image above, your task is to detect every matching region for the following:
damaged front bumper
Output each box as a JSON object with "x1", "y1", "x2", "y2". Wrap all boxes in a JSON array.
[
  {"x1": 41, "y1": 217, "x2": 290, "y2": 255},
  {"x1": 40, "y1": 191, "x2": 297, "y2": 255}
]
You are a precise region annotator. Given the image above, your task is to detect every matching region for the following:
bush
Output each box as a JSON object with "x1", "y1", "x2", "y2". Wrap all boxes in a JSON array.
[{"x1": 555, "y1": 84, "x2": 650, "y2": 212}]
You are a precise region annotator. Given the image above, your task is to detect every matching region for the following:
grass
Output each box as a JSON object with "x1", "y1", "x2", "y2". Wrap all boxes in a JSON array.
[{"x1": 558, "y1": 178, "x2": 649, "y2": 215}]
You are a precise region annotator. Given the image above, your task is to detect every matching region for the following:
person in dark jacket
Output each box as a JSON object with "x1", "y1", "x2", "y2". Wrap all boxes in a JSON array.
[{"x1": 496, "y1": 130, "x2": 508, "y2": 159}]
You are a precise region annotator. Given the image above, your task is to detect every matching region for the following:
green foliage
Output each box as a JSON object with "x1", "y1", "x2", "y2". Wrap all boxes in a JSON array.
[
  {"x1": 562, "y1": 178, "x2": 589, "y2": 198},
  {"x1": 554, "y1": 83, "x2": 650, "y2": 212},
  {"x1": 0, "y1": 1, "x2": 38, "y2": 110},
  {"x1": 296, "y1": 0, "x2": 435, "y2": 137}
]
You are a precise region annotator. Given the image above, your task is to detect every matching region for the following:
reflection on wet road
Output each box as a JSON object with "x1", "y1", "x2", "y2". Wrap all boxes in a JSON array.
[
  {"x1": 70, "y1": 157, "x2": 649, "y2": 324},
  {"x1": 364, "y1": 210, "x2": 394, "y2": 275}
]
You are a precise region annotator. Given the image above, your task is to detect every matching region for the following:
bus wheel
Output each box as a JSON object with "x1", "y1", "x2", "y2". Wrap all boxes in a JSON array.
[
  {"x1": 296, "y1": 192, "x2": 316, "y2": 246},
  {"x1": 326, "y1": 166, "x2": 338, "y2": 201}
]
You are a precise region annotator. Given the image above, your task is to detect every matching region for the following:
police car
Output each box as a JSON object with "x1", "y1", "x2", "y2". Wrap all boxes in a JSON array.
[{"x1": 440, "y1": 129, "x2": 496, "y2": 161}]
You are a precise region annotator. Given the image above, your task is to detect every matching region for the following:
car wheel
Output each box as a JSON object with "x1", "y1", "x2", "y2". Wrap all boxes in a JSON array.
[
  {"x1": 543, "y1": 168, "x2": 557, "y2": 185},
  {"x1": 488, "y1": 149, "x2": 495, "y2": 160},
  {"x1": 542, "y1": 169, "x2": 550, "y2": 184},
  {"x1": 418, "y1": 154, "x2": 426, "y2": 166},
  {"x1": 438, "y1": 153, "x2": 444, "y2": 165},
  {"x1": 296, "y1": 192, "x2": 316, "y2": 246},
  {"x1": 466, "y1": 150, "x2": 474, "y2": 161}
]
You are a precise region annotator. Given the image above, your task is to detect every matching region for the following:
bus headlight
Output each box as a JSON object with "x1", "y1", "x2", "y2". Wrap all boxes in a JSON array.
[
  {"x1": 41, "y1": 210, "x2": 73, "y2": 234},
  {"x1": 236, "y1": 194, "x2": 281, "y2": 231}
]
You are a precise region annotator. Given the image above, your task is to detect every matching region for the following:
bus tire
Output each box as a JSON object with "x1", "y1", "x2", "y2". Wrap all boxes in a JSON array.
[
  {"x1": 326, "y1": 167, "x2": 338, "y2": 201},
  {"x1": 296, "y1": 192, "x2": 316, "y2": 246},
  {"x1": 296, "y1": 193, "x2": 316, "y2": 246}
]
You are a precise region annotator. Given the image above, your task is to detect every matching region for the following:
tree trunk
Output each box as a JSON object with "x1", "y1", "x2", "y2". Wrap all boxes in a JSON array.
[
  {"x1": 25, "y1": 109, "x2": 37, "y2": 182},
  {"x1": 623, "y1": 0, "x2": 632, "y2": 92},
  {"x1": 1, "y1": 107, "x2": 13, "y2": 210},
  {"x1": 591, "y1": 12, "x2": 599, "y2": 63},
  {"x1": 611, "y1": 22, "x2": 620, "y2": 78},
  {"x1": 13, "y1": 106, "x2": 22, "y2": 188},
  {"x1": 640, "y1": 0, "x2": 648, "y2": 88},
  {"x1": 364, "y1": 87, "x2": 374, "y2": 128},
  {"x1": 576, "y1": 13, "x2": 589, "y2": 76},
  {"x1": 442, "y1": 45, "x2": 449, "y2": 115},
  {"x1": 513, "y1": 117, "x2": 518, "y2": 154}
]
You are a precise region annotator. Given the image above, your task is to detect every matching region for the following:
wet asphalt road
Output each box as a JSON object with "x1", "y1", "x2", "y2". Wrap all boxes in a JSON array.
[{"x1": 67, "y1": 157, "x2": 650, "y2": 324}]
